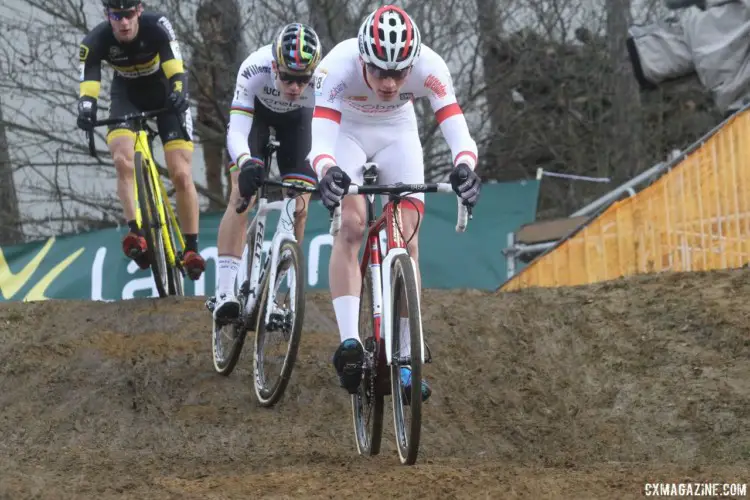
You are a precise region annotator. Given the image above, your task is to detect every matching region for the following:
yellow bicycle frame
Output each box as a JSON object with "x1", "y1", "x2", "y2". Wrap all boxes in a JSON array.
[{"x1": 132, "y1": 130, "x2": 185, "y2": 267}]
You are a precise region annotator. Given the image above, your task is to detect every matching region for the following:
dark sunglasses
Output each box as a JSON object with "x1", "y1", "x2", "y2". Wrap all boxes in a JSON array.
[
  {"x1": 108, "y1": 9, "x2": 138, "y2": 21},
  {"x1": 366, "y1": 63, "x2": 410, "y2": 80},
  {"x1": 278, "y1": 72, "x2": 312, "y2": 85}
]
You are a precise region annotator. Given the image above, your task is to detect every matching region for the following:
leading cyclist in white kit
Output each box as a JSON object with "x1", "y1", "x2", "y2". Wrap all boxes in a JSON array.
[{"x1": 307, "y1": 5, "x2": 482, "y2": 401}]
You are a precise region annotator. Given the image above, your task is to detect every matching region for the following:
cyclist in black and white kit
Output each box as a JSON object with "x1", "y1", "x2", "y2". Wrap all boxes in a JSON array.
[{"x1": 211, "y1": 23, "x2": 322, "y2": 320}]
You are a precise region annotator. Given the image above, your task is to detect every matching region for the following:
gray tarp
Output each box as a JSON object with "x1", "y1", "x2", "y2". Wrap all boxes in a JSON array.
[{"x1": 627, "y1": 0, "x2": 750, "y2": 114}]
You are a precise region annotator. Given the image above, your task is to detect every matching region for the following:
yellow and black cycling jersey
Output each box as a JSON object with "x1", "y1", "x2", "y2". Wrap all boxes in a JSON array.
[{"x1": 78, "y1": 11, "x2": 186, "y2": 101}]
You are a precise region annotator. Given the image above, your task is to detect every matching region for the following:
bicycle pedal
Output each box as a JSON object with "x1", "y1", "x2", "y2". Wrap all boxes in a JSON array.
[
  {"x1": 205, "y1": 296, "x2": 216, "y2": 312},
  {"x1": 266, "y1": 312, "x2": 284, "y2": 332},
  {"x1": 425, "y1": 342, "x2": 433, "y2": 364},
  {"x1": 364, "y1": 336, "x2": 376, "y2": 352}
]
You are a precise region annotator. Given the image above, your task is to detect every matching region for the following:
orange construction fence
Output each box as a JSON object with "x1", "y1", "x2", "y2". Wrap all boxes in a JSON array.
[{"x1": 501, "y1": 109, "x2": 750, "y2": 291}]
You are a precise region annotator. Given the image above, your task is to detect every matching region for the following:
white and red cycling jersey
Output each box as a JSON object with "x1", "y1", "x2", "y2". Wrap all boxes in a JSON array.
[{"x1": 306, "y1": 38, "x2": 478, "y2": 205}]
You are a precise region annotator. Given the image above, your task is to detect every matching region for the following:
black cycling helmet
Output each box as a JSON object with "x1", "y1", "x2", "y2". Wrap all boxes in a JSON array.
[
  {"x1": 102, "y1": 0, "x2": 141, "y2": 8},
  {"x1": 271, "y1": 23, "x2": 322, "y2": 74}
]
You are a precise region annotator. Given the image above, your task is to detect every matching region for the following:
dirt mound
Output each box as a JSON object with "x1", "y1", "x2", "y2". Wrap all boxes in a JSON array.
[{"x1": 1, "y1": 269, "x2": 748, "y2": 499}]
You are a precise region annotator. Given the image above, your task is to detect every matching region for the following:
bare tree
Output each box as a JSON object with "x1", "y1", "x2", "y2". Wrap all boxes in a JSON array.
[
  {"x1": 0, "y1": 0, "x2": 236, "y2": 240},
  {"x1": 607, "y1": 0, "x2": 643, "y2": 180},
  {"x1": 307, "y1": 0, "x2": 357, "y2": 50},
  {"x1": 192, "y1": 0, "x2": 245, "y2": 208},
  {"x1": 0, "y1": 0, "x2": 726, "y2": 241},
  {"x1": 0, "y1": 99, "x2": 22, "y2": 244},
  {"x1": 470, "y1": 0, "x2": 720, "y2": 217}
]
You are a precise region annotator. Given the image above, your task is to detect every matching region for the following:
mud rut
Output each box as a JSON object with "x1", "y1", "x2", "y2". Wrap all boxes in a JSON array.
[{"x1": 1, "y1": 269, "x2": 748, "y2": 499}]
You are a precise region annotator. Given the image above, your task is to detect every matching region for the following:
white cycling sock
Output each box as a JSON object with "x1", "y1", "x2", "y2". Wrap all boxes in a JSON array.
[
  {"x1": 399, "y1": 317, "x2": 410, "y2": 359},
  {"x1": 333, "y1": 295, "x2": 360, "y2": 343},
  {"x1": 217, "y1": 256, "x2": 240, "y2": 295}
]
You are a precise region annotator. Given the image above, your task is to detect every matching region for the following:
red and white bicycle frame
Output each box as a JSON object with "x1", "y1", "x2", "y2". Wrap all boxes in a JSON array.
[{"x1": 330, "y1": 166, "x2": 469, "y2": 367}]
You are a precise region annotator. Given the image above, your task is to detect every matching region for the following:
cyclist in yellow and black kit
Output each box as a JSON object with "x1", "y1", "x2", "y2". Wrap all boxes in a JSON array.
[{"x1": 76, "y1": 0, "x2": 205, "y2": 280}]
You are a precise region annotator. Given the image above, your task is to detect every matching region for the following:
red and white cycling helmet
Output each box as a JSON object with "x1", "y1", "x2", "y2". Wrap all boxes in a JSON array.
[{"x1": 357, "y1": 5, "x2": 422, "y2": 71}]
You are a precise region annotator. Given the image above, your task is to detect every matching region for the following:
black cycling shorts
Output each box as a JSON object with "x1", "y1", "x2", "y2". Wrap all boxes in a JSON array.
[
  {"x1": 107, "y1": 75, "x2": 194, "y2": 152},
  {"x1": 229, "y1": 98, "x2": 316, "y2": 187}
]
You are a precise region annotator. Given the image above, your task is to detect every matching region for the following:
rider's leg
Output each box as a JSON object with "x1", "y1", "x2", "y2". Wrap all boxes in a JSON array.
[
  {"x1": 107, "y1": 80, "x2": 152, "y2": 268},
  {"x1": 160, "y1": 109, "x2": 204, "y2": 280},
  {"x1": 108, "y1": 132, "x2": 138, "y2": 222},
  {"x1": 213, "y1": 112, "x2": 269, "y2": 318},
  {"x1": 293, "y1": 193, "x2": 311, "y2": 243},
  {"x1": 277, "y1": 189, "x2": 312, "y2": 244},
  {"x1": 328, "y1": 135, "x2": 368, "y2": 343},
  {"x1": 107, "y1": 78, "x2": 149, "y2": 268},
  {"x1": 108, "y1": 129, "x2": 149, "y2": 269},
  {"x1": 214, "y1": 167, "x2": 255, "y2": 319},
  {"x1": 330, "y1": 194, "x2": 367, "y2": 339},
  {"x1": 327, "y1": 133, "x2": 368, "y2": 392}
]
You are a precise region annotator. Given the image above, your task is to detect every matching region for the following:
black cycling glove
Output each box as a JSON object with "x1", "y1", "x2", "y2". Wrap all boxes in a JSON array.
[
  {"x1": 319, "y1": 166, "x2": 352, "y2": 210},
  {"x1": 76, "y1": 97, "x2": 97, "y2": 131},
  {"x1": 238, "y1": 156, "x2": 266, "y2": 199},
  {"x1": 449, "y1": 163, "x2": 481, "y2": 207}
]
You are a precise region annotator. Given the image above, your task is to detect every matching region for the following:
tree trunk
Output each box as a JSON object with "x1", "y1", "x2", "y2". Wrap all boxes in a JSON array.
[
  {"x1": 308, "y1": 0, "x2": 354, "y2": 50},
  {"x1": 0, "y1": 101, "x2": 22, "y2": 245},
  {"x1": 607, "y1": 0, "x2": 643, "y2": 180},
  {"x1": 193, "y1": 0, "x2": 244, "y2": 211},
  {"x1": 475, "y1": 0, "x2": 511, "y2": 181}
]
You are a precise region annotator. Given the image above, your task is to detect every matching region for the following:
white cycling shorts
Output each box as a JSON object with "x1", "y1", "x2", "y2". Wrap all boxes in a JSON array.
[{"x1": 335, "y1": 117, "x2": 425, "y2": 211}]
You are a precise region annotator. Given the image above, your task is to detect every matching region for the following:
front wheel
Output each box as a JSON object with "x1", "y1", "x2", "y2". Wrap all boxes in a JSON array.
[
  {"x1": 253, "y1": 240, "x2": 305, "y2": 407},
  {"x1": 134, "y1": 152, "x2": 168, "y2": 298},
  {"x1": 390, "y1": 253, "x2": 424, "y2": 465},
  {"x1": 162, "y1": 197, "x2": 184, "y2": 296},
  {"x1": 211, "y1": 317, "x2": 248, "y2": 376},
  {"x1": 351, "y1": 265, "x2": 385, "y2": 456}
]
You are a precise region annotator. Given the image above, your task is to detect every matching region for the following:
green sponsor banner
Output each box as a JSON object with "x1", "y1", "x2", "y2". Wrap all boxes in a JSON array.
[{"x1": 0, "y1": 180, "x2": 539, "y2": 302}]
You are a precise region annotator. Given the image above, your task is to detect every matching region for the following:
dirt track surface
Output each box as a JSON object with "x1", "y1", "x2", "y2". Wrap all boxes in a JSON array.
[{"x1": 1, "y1": 269, "x2": 749, "y2": 499}]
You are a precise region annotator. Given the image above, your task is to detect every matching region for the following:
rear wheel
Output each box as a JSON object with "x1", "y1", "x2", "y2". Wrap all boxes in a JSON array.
[
  {"x1": 390, "y1": 254, "x2": 423, "y2": 465},
  {"x1": 134, "y1": 152, "x2": 168, "y2": 298},
  {"x1": 253, "y1": 240, "x2": 305, "y2": 407},
  {"x1": 351, "y1": 266, "x2": 385, "y2": 456}
]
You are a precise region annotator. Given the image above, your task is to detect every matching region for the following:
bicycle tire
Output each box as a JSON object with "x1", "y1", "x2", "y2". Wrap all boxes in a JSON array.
[
  {"x1": 351, "y1": 266, "x2": 385, "y2": 456},
  {"x1": 389, "y1": 253, "x2": 423, "y2": 465},
  {"x1": 253, "y1": 240, "x2": 305, "y2": 407},
  {"x1": 211, "y1": 313, "x2": 248, "y2": 375},
  {"x1": 163, "y1": 199, "x2": 184, "y2": 296},
  {"x1": 134, "y1": 152, "x2": 168, "y2": 298},
  {"x1": 212, "y1": 243, "x2": 269, "y2": 375}
]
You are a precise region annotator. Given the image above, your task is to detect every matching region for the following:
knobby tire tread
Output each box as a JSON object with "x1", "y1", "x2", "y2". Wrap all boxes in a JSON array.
[
  {"x1": 134, "y1": 152, "x2": 168, "y2": 298},
  {"x1": 391, "y1": 254, "x2": 423, "y2": 465},
  {"x1": 352, "y1": 267, "x2": 385, "y2": 456},
  {"x1": 253, "y1": 240, "x2": 305, "y2": 407}
]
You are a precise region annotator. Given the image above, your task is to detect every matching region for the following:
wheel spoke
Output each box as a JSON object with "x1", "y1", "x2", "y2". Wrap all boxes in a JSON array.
[
  {"x1": 390, "y1": 254, "x2": 423, "y2": 465},
  {"x1": 253, "y1": 241, "x2": 305, "y2": 407}
]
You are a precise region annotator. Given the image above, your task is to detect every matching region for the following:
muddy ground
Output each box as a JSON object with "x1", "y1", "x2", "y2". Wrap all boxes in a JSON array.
[{"x1": 1, "y1": 269, "x2": 749, "y2": 499}]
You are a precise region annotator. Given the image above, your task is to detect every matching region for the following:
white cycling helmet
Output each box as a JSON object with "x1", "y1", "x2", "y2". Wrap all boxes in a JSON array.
[{"x1": 357, "y1": 5, "x2": 421, "y2": 71}]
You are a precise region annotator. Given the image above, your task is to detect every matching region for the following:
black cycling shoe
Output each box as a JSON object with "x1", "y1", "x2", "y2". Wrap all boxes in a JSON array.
[{"x1": 332, "y1": 339, "x2": 364, "y2": 394}]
